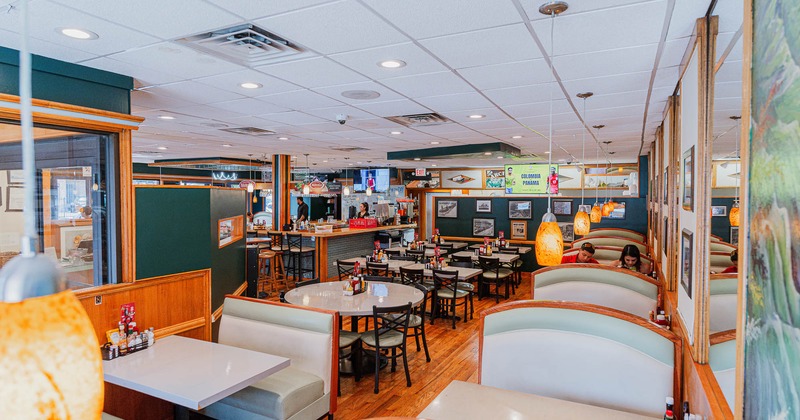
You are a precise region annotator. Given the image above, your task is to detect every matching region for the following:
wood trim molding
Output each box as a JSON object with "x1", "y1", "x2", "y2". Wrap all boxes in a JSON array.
[
  {"x1": 211, "y1": 282, "x2": 248, "y2": 322},
  {"x1": 0, "y1": 93, "x2": 144, "y2": 130},
  {"x1": 154, "y1": 317, "x2": 206, "y2": 339},
  {"x1": 74, "y1": 269, "x2": 212, "y2": 298},
  {"x1": 709, "y1": 329, "x2": 736, "y2": 345}
]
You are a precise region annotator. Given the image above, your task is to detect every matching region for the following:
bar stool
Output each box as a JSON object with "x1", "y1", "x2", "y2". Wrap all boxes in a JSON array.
[
  {"x1": 285, "y1": 233, "x2": 315, "y2": 283},
  {"x1": 267, "y1": 231, "x2": 286, "y2": 280},
  {"x1": 258, "y1": 250, "x2": 288, "y2": 295}
]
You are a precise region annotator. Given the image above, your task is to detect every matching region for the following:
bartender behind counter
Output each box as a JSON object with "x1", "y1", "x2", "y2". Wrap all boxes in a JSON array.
[
  {"x1": 355, "y1": 202, "x2": 369, "y2": 218},
  {"x1": 296, "y1": 197, "x2": 309, "y2": 223}
]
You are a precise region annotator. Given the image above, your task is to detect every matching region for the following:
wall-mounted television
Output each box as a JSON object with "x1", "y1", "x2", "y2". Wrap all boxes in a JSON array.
[
  {"x1": 353, "y1": 168, "x2": 390, "y2": 192},
  {"x1": 504, "y1": 164, "x2": 559, "y2": 194}
]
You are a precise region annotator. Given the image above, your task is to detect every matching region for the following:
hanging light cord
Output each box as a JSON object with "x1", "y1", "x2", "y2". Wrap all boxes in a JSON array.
[
  {"x1": 546, "y1": 7, "x2": 555, "y2": 214},
  {"x1": 20, "y1": 0, "x2": 35, "y2": 255},
  {"x1": 594, "y1": 128, "x2": 600, "y2": 204},
  {"x1": 580, "y1": 98, "x2": 586, "y2": 206}
]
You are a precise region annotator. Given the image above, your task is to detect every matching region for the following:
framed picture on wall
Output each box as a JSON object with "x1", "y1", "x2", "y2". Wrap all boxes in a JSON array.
[
  {"x1": 6, "y1": 186, "x2": 24, "y2": 212},
  {"x1": 508, "y1": 200, "x2": 532, "y2": 219},
  {"x1": 437, "y1": 200, "x2": 458, "y2": 218},
  {"x1": 552, "y1": 200, "x2": 572, "y2": 216},
  {"x1": 711, "y1": 205, "x2": 727, "y2": 216},
  {"x1": 510, "y1": 220, "x2": 527, "y2": 239},
  {"x1": 7, "y1": 170, "x2": 24, "y2": 184},
  {"x1": 663, "y1": 167, "x2": 668, "y2": 205},
  {"x1": 683, "y1": 147, "x2": 694, "y2": 211},
  {"x1": 606, "y1": 201, "x2": 626, "y2": 219},
  {"x1": 558, "y1": 222, "x2": 575, "y2": 243},
  {"x1": 472, "y1": 218, "x2": 495, "y2": 237},
  {"x1": 681, "y1": 229, "x2": 693, "y2": 298},
  {"x1": 662, "y1": 216, "x2": 668, "y2": 255},
  {"x1": 484, "y1": 170, "x2": 505, "y2": 189},
  {"x1": 218, "y1": 215, "x2": 244, "y2": 248},
  {"x1": 476, "y1": 199, "x2": 492, "y2": 213},
  {"x1": 730, "y1": 226, "x2": 739, "y2": 245}
]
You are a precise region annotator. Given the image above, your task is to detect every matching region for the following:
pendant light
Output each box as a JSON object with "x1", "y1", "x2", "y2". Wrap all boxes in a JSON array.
[
  {"x1": 729, "y1": 116, "x2": 741, "y2": 227},
  {"x1": 246, "y1": 154, "x2": 254, "y2": 193},
  {"x1": 574, "y1": 92, "x2": 593, "y2": 235},
  {"x1": 365, "y1": 163, "x2": 372, "y2": 196},
  {"x1": 590, "y1": 125, "x2": 604, "y2": 223},
  {"x1": 302, "y1": 154, "x2": 310, "y2": 195},
  {"x1": 343, "y1": 166, "x2": 350, "y2": 196},
  {"x1": 535, "y1": 1, "x2": 567, "y2": 266}
]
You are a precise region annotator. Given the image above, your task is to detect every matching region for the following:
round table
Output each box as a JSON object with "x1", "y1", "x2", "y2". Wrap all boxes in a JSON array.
[{"x1": 283, "y1": 281, "x2": 423, "y2": 316}]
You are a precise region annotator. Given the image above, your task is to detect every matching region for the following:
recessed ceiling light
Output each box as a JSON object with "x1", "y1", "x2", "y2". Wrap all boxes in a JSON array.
[
  {"x1": 432, "y1": 164, "x2": 437, "y2": 167},
  {"x1": 341, "y1": 90, "x2": 381, "y2": 100},
  {"x1": 58, "y1": 28, "x2": 98, "y2": 40},
  {"x1": 357, "y1": 161, "x2": 362, "y2": 164},
  {"x1": 484, "y1": 152, "x2": 493, "y2": 156},
  {"x1": 413, "y1": 158, "x2": 421, "y2": 161},
  {"x1": 291, "y1": 156, "x2": 297, "y2": 159},
  {"x1": 496, "y1": 156, "x2": 503, "y2": 159},
  {"x1": 348, "y1": 163, "x2": 353, "y2": 166},
  {"x1": 156, "y1": 146, "x2": 168, "y2": 150},
  {"x1": 468, "y1": 114, "x2": 485, "y2": 119},
  {"x1": 278, "y1": 137, "x2": 289, "y2": 140},
  {"x1": 378, "y1": 59, "x2": 406, "y2": 69},
  {"x1": 322, "y1": 160, "x2": 328, "y2": 163},
  {"x1": 431, "y1": 141, "x2": 440, "y2": 145},
  {"x1": 157, "y1": 115, "x2": 175, "y2": 120},
  {"x1": 390, "y1": 131, "x2": 403, "y2": 135},
  {"x1": 544, "y1": 151, "x2": 551, "y2": 154},
  {"x1": 240, "y1": 82, "x2": 262, "y2": 89},
  {"x1": 222, "y1": 144, "x2": 232, "y2": 148},
  {"x1": 511, "y1": 135, "x2": 523, "y2": 139}
]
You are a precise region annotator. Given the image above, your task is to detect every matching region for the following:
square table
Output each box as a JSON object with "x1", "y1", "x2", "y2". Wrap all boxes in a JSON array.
[
  {"x1": 451, "y1": 251, "x2": 519, "y2": 264},
  {"x1": 405, "y1": 263, "x2": 482, "y2": 281},
  {"x1": 468, "y1": 244, "x2": 532, "y2": 254},
  {"x1": 423, "y1": 241, "x2": 469, "y2": 251},
  {"x1": 386, "y1": 246, "x2": 447, "y2": 257},
  {"x1": 338, "y1": 257, "x2": 416, "y2": 273},
  {"x1": 103, "y1": 335, "x2": 290, "y2": 410}
]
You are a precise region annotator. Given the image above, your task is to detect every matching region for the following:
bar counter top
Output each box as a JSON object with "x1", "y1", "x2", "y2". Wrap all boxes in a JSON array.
[{"x1": 260, "y1": 223, "x2": 417, "y2": 238}]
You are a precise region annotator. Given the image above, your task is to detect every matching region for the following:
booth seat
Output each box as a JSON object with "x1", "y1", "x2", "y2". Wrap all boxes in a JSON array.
[
  {"x1": 571, "y1": 236, "x2": 648, "y2": 255},
  {"x1": 710, "y1": 251, "x2": 735, "y2": 273},
  {"x1": 581, "y1": 228, "x2": 646, "y2": 243},
  {"x1": 202, "y1": 296, "x2": 337, "y2": 420},
  {"x1": 710, "y1": 274, "x2": 738, "y2": 333},
  {"x1": 480, "y1": 301, "x2": 680, "y2": 418},
  {"x1": 710, "y1": 241, "x2": 736, "y2": 253},
  {"x1": 561, "y1": 245, "x2": 654, "y2": 267},
  {"x1": 531, "y1": 264, "x2": 660, "y2": 318},
  {"x1": 709, "y1": 330, "x2": 737, "y2": 410}
]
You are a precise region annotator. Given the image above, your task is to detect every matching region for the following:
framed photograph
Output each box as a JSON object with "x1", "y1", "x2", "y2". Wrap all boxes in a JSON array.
[
  {"x1": 472, "y1": 218, "x2": 495, "y2": 237},
  {"x1": 681, "y1": 229, "x2": 693, "y2": 298},
  {"x1": 7, "y1": 170, "x2": 24, "y2": 184},
  {"x1": 476, "y1": 199, "x2": 492, "y2": 213},
  {"x1": 508, "y1": 200, "x2": 532, "y2": 219},
  {"x1": 437, "y1": 200, "x2": 458, "y2": 218},
  {"x1": 663, "y1": 167, "x2": 668, "y2": 205},
  {"x1": 218, "y1": 215, "x2": 244, "y2": 248},
  {"x1": 711, "y1": 205, "x2": 727, "y2": 217},
  {"x1": 59, "y1": 225, "x2": 93, "y2": 260},
  {"x1": 552, "y1": 200, "x2": 573, "y2": 216},
  {"x1": 730, "y1": 226, "x2": 739, "y2": 245},
  {"x1": 662, "y1": 216, "x2": 668, "y2": 255},
  {"x1": 577, "y1": 204, "x2": 592, "y2": 214},
  {"x1": 683, "y1": 147, "x2": 694, "y2": 211},
  {"x1": 510, "y1": 220, "x2": 527, "y2": 239},
  {"x1": 606, "y1": 201, "x2": 626, "y2": 219},
  {"x1": 484, "y1": 169, "x2": 505, "y2": 189},
  {"x1": 558, "y1": 222, "x2": 575, "y2": 243},
  {"x1": 5, "y1": 186, "x2": 24, "y2": 212}
]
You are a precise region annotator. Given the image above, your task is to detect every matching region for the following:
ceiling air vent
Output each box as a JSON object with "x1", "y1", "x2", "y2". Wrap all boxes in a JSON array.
[
  {"x1": 219, "y1": 127, "x2": 275, "y2": 136},
  {"x1": 175, "y1": 24, "x2": 311, "y2": 67},
  {"x1": 386, "y1": 113, "x2": 452, "y2": 127}
]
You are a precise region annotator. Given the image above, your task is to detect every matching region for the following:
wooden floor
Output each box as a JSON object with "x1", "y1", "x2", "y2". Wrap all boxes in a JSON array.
[{"x1": 325, "y1": 275, "x2": 533, "y2": 420}]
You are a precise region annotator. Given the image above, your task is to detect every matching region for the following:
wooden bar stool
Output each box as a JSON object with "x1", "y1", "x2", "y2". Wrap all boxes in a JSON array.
[{"x1": 258, "y1": 250, "x2": 288, "y2": 295}]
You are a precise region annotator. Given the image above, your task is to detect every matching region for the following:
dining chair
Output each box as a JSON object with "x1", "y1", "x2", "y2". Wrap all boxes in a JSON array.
[
  {"x1": 385, "y1": 248, "x2": 402, "y2": 257},
  {"x1": 390, "y1": 255, "x2": 417, "y2": 262},
  {"x1": 408, "y1": 283, "x2": 432, "y2": 362},
  {"x1": 447, "y1": 261, "x2": 475, "y2": 319},
  {"x1": 338, "y1": 331, "x2": 362, "y2": 396},
  {"x1": 498, "y1": 248, "x2": 523, "y2": 286},
  {"x1": 286, "y1": 233, "x2": 315, "y2": 284},
  {"x1": 450, "y1": 253, "x2": 475, "y2": 266},
  {"x1": 432, "y1": 269, "x2": 470, "y2": 329},
  {"x1": 366, "y1": 261, "x2": 390, "y2": 277},
  {"x1": 361, "y1": 302, "x2": 413, "y2": 393},
  {"x1": 399, "y1": 266, "x2": 431, "y2": 291},
  {"x1": 405, "y1": 248, "x2": 426, "y2": 263},
  {"x1": 337, "y1": 260, "x2": 356, "y2": 281},
  {"x1": 478, "y1": 256, "x2": 514, "y2": 303}
]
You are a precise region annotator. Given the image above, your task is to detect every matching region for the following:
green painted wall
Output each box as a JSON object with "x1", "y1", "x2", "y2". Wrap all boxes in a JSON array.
[
  {"x1": 710, "y1": 197, "x2": 736, "y2": 243},
  {"x1": 209, "y1": 188, "x2": 247, "y2": 310},
  {"x1": 0, "y1": 46, "x2": 132, "y2": 114}
]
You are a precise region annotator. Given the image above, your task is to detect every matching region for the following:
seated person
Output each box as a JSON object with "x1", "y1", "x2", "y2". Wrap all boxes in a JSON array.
[
  {"x1": 609, "y1": 244, "x2": 652, "y2": 274},
  {"x1": 722, "y1": 249, "x2": 738, "y2": 274},
  {"x1": 561, "y1": 242, "x2": 599, "y2": 264}
]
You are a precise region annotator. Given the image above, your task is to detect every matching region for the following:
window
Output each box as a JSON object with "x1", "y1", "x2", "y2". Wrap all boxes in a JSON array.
[{"x1": 0, "y1": 121, "x2": 120, "y2": 290}]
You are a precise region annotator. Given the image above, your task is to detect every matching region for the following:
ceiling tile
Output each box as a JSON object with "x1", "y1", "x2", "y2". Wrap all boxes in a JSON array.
[
  {"x1": 440, "y1": 107, "x2": 508, "y2": 123},
  {"x1": 415, "y1": 92, "x2": 496, "y2": 113},
  {"x1": 169, "y1": 104, "x2": 247, "y2": 120},
  {"x1": 561, "y1": 71, "x2": 652, "y2": 98},
  {"x1": 257, "y1": 57, "x2": 368, "y2": 88},
  {"x1": 483, "y1": 83, "x2": 554, "y2": 107},
  {"x1": 660, "y1": 37, "x2": 692, "y2": 68},
  {"x1": 420, "y1": 24, "x2": 542, "y2": 69},
  {"x1": 208, "y1": 97, "x2": 290, "y2": 116},
  {"x1": 303, "y1": 105, "x2": 379, "y2": 121},
  {"x1": 312, "y1": 81, "x2": 405, "y2": 104},
  {"x1": 204, "y1": 0, "x2": 336, "y2": 20},
  {"x1": 555, "y1": 44, "x2": 658, "y2": 81},
  {"x1": 458, "y1": 59, "x2": 552, "y2": 91},
  {"x1": 667, "y1": 0, "x2": 712, "y2": 40},
  {"x1": 130, "y1": 90, "x2": 196, "y2": 110},
  {"x1": 259, "y1": 89, "x2": 344, "y2": 110},
  {"x1": 147, "y1": 81, "x2": 245, "y2": 104},
  {"x1": 258, "y1": 111, "x2": 329, "y2": 126},
  {"x1": 520, "y1": 0, "x2": 657, "y2": 21},
  {"x1": 353, "y1": 99, "x2": 431, "y2": 117},
  {"x1": 363, "y1": 0, "x2": 523, "y2": 39},
  {"x1": 79, "y1": 57, "x2": 184, "y2": 86},
  {"x1": 254, "y1": 1, "x2": 408, "y2": 55},
  {"x1": 0, "y1": 27, "x2": 95, "y2": 62},
  {"x1": 503, "y1": 101, "x2": 573, "y2": 119},
  {"x1": 653, "y1": 65, "x2": 681, "y2": 88},
  {"x1": 380, "y1": 71, "x2": 474, "y2": 98},
  {"x1": 108, "y1": 42, "x2": 246, "y2": 79},
  {"x1": 195, "y1": 69, "x2": 301, "y2": 97},
  {"x1": 329, "y1": 42, "x2": 449, "y2": 80}
]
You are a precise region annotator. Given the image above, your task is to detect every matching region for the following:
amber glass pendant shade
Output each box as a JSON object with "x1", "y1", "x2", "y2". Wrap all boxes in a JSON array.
[
  {"x1": 729, "y1": 202, "x2": 740, "y2": 227},
  {"x1": 535, "y1": 213, "x2": 564, "y2": 266},
  {"x1": 590, "y1": 205, "x2": 602, "y2": 223},
  {"x1": 574, "y1": 211, "x2": 591, "y2": 236},
  {"x1": 602, "y1": 202, "x2": 613, "y2": 216}
]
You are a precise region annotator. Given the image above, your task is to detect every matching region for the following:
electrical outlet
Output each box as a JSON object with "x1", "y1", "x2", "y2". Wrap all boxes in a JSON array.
[{"x1": 94, "y1": 295, "x2": 102, "y2": 305}]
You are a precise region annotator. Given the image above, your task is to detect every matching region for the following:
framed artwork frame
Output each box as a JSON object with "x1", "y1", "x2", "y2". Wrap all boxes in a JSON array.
[
  {"x1": 7, "y1": 170, "x2": 24, "y2": 184},
  {"x1": 711, "y1": 205, "x2": 727, "y2": 217},
  {"x1": 663, "y1": 167, "x2": 668, "y2": 205},
  {"x1": 475, "y1": 199, "x2": 492, "y2": 213},
  {"x1": 662, "y1": 216, "x2": 668, "y2": 255},
  {"x1": 681, "y1": 229, "x2": 693, "y2": 298},
  {"x1": 437, "y1": 200, "x2": 458, "y2": 218},
  {"x1": 508, "y1": 200, "x2": 532, "y2": 219},
  {"x1": 558, "y1": 222, "x2": 575, "y2": 242},
  {"x1": 59, "y1": 225, "x2": 93, "y2": 260},
  {"x1": 218, "y1": 215, "x2": 244, "y2": 248},
  {"x1": 683, "y1": 147, "x2": 694, "y2": 211},
  {"x1": 730, "y1": 226, "x2": 739, "y2": 245},
  {"x1": 484, "y1": 169, "x2": 505, "y2": 189},
  {"x1": 510, "y1": 220, "x2": 527, "y2": 239},
  {"x1": 606, "y1": 201, "x2": 626, "y2": 219},
  {"x1": 472, "y1": 218, "x2": 495, "y2": 237},
  {"x1": 5, "y1": 186, "x2": 24, "y2": 212},
  {"x1": 552, "y1": 200, "x2": 573, "y2": 216}
]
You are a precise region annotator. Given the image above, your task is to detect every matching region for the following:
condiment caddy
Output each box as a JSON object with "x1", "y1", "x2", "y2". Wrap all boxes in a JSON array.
[{"x1": 101, "y1": 302, "x2": 156, "y2": 360}]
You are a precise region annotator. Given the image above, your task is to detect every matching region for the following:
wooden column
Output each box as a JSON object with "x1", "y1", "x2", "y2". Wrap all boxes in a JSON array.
[{"x1": 271, "y1": 154, "x2": 292, "y2": 231}]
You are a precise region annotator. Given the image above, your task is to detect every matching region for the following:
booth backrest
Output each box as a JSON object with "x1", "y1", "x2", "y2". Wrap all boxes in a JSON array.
[
  {"x1": 710, "y1": 252, "x2": 734, "y2": 273},
  {"x1": 572, "y1": 236, "x2": 647, "y2": 255},
  {"x1": 480, "y1": 301, "x2": 680, "y2": 418},
  {"x1": 562, "y1": 246, "x2": 654, "y2": 266},
  {"x1": 710, "y1": 241, "x2": 736, "y2": 253},
  {"x1": 582, "y1": 228, "x2": 646, "y2": 243},
  {"x1": 709, "y1": 330, "x2": 737, "y2": 410},
  {"x1": 218, "y1": 296, "x2": 337, "y2": 406},
  {"x1": 532, "y1": 264, "x2": 660, "y2": 318},
  {"x1": 709, "y1": 274, "x2": 738, "y2": 333}
]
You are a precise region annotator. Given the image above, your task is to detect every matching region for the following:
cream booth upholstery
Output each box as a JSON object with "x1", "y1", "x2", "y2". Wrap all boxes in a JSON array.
[
  {"x1": 710, "y1": 275, "x2": 738, "y2": 333},
  {"x1": 709, "y1": 334, "x2": 736, "y2": 410},
  {"x1": 582, "y1": 228, "x2": 646, "y2": 243},
  {"x1": 710, "y1": 252, "x2": 735, "y2": 273},
  {"x1": 532, "y1": 265, "x2": 660, "y2": 318},
  {"x1": 710, "y1": 241, "x2": 736, "y2": 253},
  {"x1": 480, "y1": 302, "x2": 678, "y2": 418},
  {"x1": 572, "y1": 236, "x2": 647, "y2": 255},
  {"x1": 562, "y1": 246, "x2": 654, "y2": 266},
  {"x1": 202, "y1": 296, "x2": 337, "y2": 420}
]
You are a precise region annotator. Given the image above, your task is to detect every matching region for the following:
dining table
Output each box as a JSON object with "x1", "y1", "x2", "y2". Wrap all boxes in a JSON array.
[
  {"x1": 283, "y1": 280, "x2": 424, "y2": 317},
  {"x1": 468, "y1": 244, "x2": 532, "y2": 254},
  {"x1": 337, "y1": 257, "x2": 416, "y2": 274},
  {"x1": 423, "y1": 241, "x2": 469, "y2": 250},
  {"x1": 386, "y1": 246, "x2": 448, "y2": 257},
  {"x1": 404, "y1": 263, "x2": 483, "y2": 281},
  {"x1": 450, "y1": 251, "x2": 520, "y2": 263}
]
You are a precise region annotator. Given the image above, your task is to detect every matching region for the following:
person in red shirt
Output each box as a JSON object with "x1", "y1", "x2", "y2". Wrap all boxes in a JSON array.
[
  {"x1": 721, "y1": 249, "x2": 738, "y2": 273},
  {"x1": 561, "y1": 242, "x2": 599, "y2": 264},
  {"x1": 547, "y1": 167, "x2": 559, "y2": 194}
]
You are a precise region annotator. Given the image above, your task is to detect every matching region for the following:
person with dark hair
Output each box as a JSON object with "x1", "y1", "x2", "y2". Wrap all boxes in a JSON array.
[
  {"x1": 561, "y1": 242, "x2": 599, "y2": 264},
  {"x1": 296, "y1": 197, "x2": 309, "y2": 223},
  {"x1": 356, "y1": 202, "x2": 369, "y2": 219},
  {"x1": 722, "y1": 249, "x2": 738, "y2": 273},
  {"x1": 610, "y1": 244, "x2": 651, "y2": 274}
]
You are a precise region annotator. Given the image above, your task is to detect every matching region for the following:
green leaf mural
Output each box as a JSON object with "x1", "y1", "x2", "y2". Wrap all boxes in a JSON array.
[{"x1": 746, "y1": 0, "x2": 800, "y2": 417}]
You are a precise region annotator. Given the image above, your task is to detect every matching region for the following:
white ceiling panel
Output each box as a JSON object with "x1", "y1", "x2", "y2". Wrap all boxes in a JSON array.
[
  {"x1": 483, "y1": 83, "x2": 554, "y2": 107},
  {"x1": 303, "y1": 105, "x2": 379, "y2": 122},
  {"x1": 457, "y1": 59, "x2": 552, "y2": 91},
  {"x1": 562, "y1": 71, "x2": 653, "y2": 98},
  {"x1": 329, "y1": 42, "x2": 448, "y2": 80},
  {"x1": 653, "y1": 65, "x2": 682, "y2": 89},
  {"x1": 204, "y1": 0, "x2": 336, "y2": 20},
  {"x1": 415, "y1": 92, "x2": 496, "y2": 113},
  {"x1": 503, "y1": 101, "x2": 574, "y2": 119},
  {"x1": 352, "y1": 99, "x2": 431, "y2": 117},
  {"x1": 0, "y1": 27, "x2": 96, "y2": 62},
  {"x1": 254, "y1": 1, "x2": 408, "y2": 55},
  {"x1": 108, "y1": 42, "x2": 245, "y2": 79},
  {"x1": 131, "y1": 90, "x2": 196, "y2": 110},
  {"x1": 146, "y1": 81, "x2": 245, "y2": 104},
  {"x1": 441, "y1": 107, "x2": 509, "y2": 123},
  {"x1": 258, "y1": 111, "x2": 329, "y2": 126},
  {"x1": 667, "y1": 0, "x2": 712, "y2": 40},
  {"x1": 712, "y1": 0, "x2": 743, "y2": 34},
  {"x1": 195, "y1": 70, "x2": 300, "y2": 97},
  {"x1": 258, "y1": 57, "x2": 368, "y2": 89},
  {"x1": 78, "y1": 57, "x2": 184, "y2": 86},
  {"x1": 589, "y1": 90, "x2": 650, "y2": 111},
  {"x1": 715, "y1": 59, "x2": 742, "y2": 83},
  {"x1": 556, "y1": 44, "x2": 658, "y2": 81},
  {"x1": 661, "y1": 37, "x2": 692, "y2": 68},
  {"x1": 521, "y1": 0, "x2": 658, "y2": 21},
  {"x1": 420, "y1": 24, "x2": 542, "y2": 69},
  {"x1": 259, "y1": 89, "x2": 344, "y2": 110},
  {"x1": 208, "y1": 97, "x2": 290, "y2": 116},
  {"x1": 312, "y1": 81, "x2": 405, "y2": 105},
  {"x1": 380, "y1": 71, "x2": 474, "y2": 98},
  {"x1": 169, "y1": 104, "x2": 247, "y2": 120}
]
